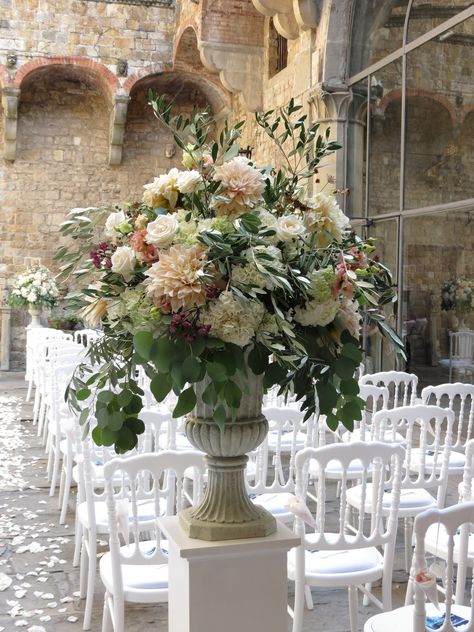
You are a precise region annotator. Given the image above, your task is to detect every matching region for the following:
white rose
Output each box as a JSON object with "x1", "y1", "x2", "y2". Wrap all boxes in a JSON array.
[
  {"x1": 105, "y1": 210, "x2": 126, "y2": 240},
  {"x1": 276, "y1": 215, "x2": 305, "y2": 241},
  {"x1": 111, "y1": 246, "x2": 136, "y2": 281},
  {"x1": 176, "y1": 170, "x2": 203, "y2": 194},
  {"x1": 146, "y1": 214, "x2": 179, "y2": 248}
]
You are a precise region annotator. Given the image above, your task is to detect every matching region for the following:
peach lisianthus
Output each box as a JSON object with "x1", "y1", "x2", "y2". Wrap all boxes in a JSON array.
[
  {"x1": 212, "y1": 156, "x2": 265, "y2": 218},
  {"x1": 130, "y1": 230, "x2": 159, "y2": 264},
  {"x1": 145, "y1": 244, "x2": 208, "y2": 312}
]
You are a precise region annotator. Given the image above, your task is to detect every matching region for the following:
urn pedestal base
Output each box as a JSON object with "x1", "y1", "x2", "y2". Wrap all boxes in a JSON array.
[
  {"x1": 159, "y1": 516, "x2": 299, "y2": 632},
  {"x1": 179, "y1": 454, "x2": 276, "y2": 541}
]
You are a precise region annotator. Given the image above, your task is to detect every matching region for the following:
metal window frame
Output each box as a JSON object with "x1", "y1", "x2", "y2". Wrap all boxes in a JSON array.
[{"x1": 344, "y1": 3, "x2": 474, "y2": 348}]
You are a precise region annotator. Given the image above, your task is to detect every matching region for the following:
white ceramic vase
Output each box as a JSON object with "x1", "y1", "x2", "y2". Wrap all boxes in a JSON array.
[{"x1": 179, "y1": 372, "x2": 276, "y2": 541}]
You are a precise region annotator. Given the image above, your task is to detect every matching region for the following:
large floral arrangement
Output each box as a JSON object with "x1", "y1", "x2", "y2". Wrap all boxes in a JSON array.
[
  {"x1": 8, "y1": 266, "x2": 60, "y2": 310},
  {"x1": 56, "y1": 99, "x2": 403, "y2": 453},
  {"x1": 441, "y1": 278, "x2": 474, "y2": 316}
]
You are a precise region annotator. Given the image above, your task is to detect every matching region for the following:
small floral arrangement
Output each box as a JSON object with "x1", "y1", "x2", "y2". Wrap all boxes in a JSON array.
[
  {"x1": 441, "y1": 278, "x2": 474, "y2": 316},
  {"x1": 8, "y1": 266, "x2": 60, "y2": 310},
  {"x1": 56, "y1": 99, "x2": 404, "y2": 453}
]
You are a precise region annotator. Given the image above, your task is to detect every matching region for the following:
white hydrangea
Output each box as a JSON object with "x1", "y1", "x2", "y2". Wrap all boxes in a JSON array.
[
  {"x1": 201, "y1": 291, "x2": 265, "y2": 347},
  {"x1": 294, "y1": 298, "x2": 340, "y2": 327},
  {"x1": 231, "y1": 263, "x2": 268, "y2": 290}
]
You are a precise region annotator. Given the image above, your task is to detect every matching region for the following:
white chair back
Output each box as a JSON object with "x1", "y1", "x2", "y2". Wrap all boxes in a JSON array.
[
  {"x1": 360, "y1": 371, "x2": 418, "y2": 407},
  {"x1": 373, "y1": 405, "x2": 454, "y2": 505},
  {"x1": 248, "y1": 406, "x2": 312, "y2": 495},
  {"x1": 421, "y1": 383, "x2": 474, "y2": 451},
  {"x1": 352, "y1": 384, "x2": 390, "y2": 442},
  {"x1": 295, "y1": 441, "x2": 404, "y2": 545},
  {"x1": 103, "y1": 450, "x2": 205, "y2": 573},
  {"x1": 412, "y1": 502, "x2": 474, "y2": 632}
]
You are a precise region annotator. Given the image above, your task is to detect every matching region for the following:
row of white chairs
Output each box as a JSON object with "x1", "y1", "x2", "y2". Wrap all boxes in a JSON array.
[{"x1": 26, "y1": 347, "x2": 474, "y2": 631}]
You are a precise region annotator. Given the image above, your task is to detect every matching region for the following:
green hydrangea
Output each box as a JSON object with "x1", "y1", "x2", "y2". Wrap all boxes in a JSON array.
[
  {"x1": 307, "y1": 267, "x2": 335, "y2": 301},
  {"x1": 107, "y1": 288, "x2": 161, "y2": 334},
  {"x1": 210, "y1": 217, "x2": 234, "y2": 234}
]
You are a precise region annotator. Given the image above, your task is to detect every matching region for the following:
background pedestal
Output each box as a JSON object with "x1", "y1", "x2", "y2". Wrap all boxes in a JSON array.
[{"x1": 159, "y1": 516, "x2": 299, "y2": 632}]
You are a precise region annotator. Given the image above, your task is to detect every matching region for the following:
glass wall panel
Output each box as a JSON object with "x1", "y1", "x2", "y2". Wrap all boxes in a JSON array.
[
  {"x1": 350, "y1": 0, "x2": 410, "y2": 75},
  {"x1": 365, "y1": 219, "x2": 399, "y2": 373},
  {"x1": 407, "y1": 0, "x2": 470, "y2": 42},
  {"x1": 402, "y1": 209, "x2": 474, "y2": 388},
  {"x1": 367, "y1": 62, "x2": 403, "y2": 215},
  {"x1": 404, "y1": 16, "x2": 474, "y2": 209}
]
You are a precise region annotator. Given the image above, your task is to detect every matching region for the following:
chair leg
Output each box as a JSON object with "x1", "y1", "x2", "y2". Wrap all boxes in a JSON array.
[
  {"x1": 304, "y1": 585, "x2": 314, "y2": 610},
  {"x1": 102, "y1": 592, "x2": 113, "y2": 632},
  {"x1": 348, "y1": 585, "x2": 359, "y2": 632},
  {"x1": 49, "y1": 446, "x2": 61, "y2": 497},
  {"x1": 79, "y1": 538, "x2": 88, "y2": 599},
  {"x1": 33, "y1": 390, "x2": 41, "y2": 427},
  {"x1": 362, "y1": 583, "x2": 371, "y2": 606},
  {"x1": 26, "y1": 380, "x2": 33, "y2": 403},
  {"x1": 58, "y1": 466, "x2": 65, "y2": 510},
  {"x1": 59, "y1": 458, "x2": 73, "y2": 524},
  {"x1": 83, "y1": 537, "x2": 96, "y2": 631},
  {"x1": 73, "y1": 518, "x2": 82, "y2": 568},
  {"x1": 404, "y1": 518, "x2": 412, "y2": 572}
]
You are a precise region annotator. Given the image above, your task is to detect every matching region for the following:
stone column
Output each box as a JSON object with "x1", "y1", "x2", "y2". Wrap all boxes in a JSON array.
[
  {"x1": 307, "y1": 83, "x2": 353, "y2": 204},
  {"x1": 0, "y1": 304, "x2": 11, "y2": 370}
]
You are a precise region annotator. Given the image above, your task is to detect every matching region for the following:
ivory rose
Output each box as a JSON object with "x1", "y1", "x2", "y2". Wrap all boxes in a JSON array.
[
  {"x1": 105, "y1": 210, "x2": 126, "y2": 241},
  {"x1": 111, "y1": 246, "x2": 136, "y2": 281},
  {"x1": 276, "y1": 214, "x2": 305, "y2": 241},
  {"x1": 146, "y1": 214, "x2": 179, "y2": 248},
  {"x1": 176, "y1": 170, "x2": 203, "y2": 194}
]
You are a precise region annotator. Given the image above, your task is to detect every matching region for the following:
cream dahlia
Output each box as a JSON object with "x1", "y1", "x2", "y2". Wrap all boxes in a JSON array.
[
  {"x1": 304, "y1": 193, "x2": 350, "y2": 246},
  {"x1": 212, "y1": 157, "x2": 265, "y2": 217},
  {"x1": 145, "y1": 244, "x2": 208, "y2": 312}
]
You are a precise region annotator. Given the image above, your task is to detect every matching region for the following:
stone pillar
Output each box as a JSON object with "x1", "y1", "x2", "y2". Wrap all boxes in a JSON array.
[
  {"x1": 307, "y1": 83, "x2": 353, "y2": 203},
  {"x1": 0, "y1": 304, "x2": 11, "y2": 370},
  {"x1": 108, "y1": 95, "x2": 130, "y2": 166},
  {"x1": 2, "y1": 87, "x2": 21, "y2": 162}
]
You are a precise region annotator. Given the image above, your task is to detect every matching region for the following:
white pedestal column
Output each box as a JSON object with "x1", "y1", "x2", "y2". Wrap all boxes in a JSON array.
[{"x1": 159, "y1": 516, "x2": 299, "y2": 632}]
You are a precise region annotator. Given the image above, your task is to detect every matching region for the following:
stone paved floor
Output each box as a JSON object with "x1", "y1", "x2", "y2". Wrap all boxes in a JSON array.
[{"x1": 1, "y1": 370, "x2": 440, "y2": 632}]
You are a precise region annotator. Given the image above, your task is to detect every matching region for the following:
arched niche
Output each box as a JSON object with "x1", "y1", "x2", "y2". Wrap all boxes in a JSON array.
[{"x1": 123, "y1": 71, "x2": 228, "y2": 176}]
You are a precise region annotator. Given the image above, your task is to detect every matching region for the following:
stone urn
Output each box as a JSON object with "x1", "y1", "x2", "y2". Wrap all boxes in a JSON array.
[
  {"x1": 27, "y1": 306, "x2": 42, "y2": 328},
  {"x1": 179, "y1": 372, "x2": 277, "y2": 541}
]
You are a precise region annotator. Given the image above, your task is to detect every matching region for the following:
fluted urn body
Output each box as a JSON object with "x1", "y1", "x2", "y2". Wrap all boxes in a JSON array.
[{"x1": 179, "y1": 372, "x2": 277, "y2": 541}]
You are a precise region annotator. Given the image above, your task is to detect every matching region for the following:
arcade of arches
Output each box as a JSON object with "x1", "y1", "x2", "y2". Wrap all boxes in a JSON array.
[{"x1": 0, "y1": 0, "x2": 473, "y2": 387}]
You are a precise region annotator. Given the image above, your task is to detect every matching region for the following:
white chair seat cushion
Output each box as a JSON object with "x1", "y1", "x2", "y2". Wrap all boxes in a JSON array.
[
  {"x1": 100, "y1": 547, "x2": 168, "y2": 602},
  {"x1": 410, "y1": 448, "x2": 465, "y2": 472},
  {"x1": 288, "y1": 534, "x2": 383, "y2": 587},
  {"x1": 78, "y1": 498, "x2": 164, "y2": 533},
  {"x1": 424, "y1": 523, "x2": 474, "y2": 565},
  {"x1": 251, "y1": 492, "x2": 295, "y2": 524},
  {"x1": 346, "y1": 484, "x2": 437, "y2": 517},
  {"x1": 267, "y1": 430, "x2": 306, "y2": 452},
  {"x1": 364, "y1": 603, "x2": 472, "y2": 632}
]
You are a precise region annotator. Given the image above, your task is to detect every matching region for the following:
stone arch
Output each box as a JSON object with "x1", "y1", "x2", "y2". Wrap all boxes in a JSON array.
[
  {"x1": 379, "y1": 88, "x2": 457, "y2": 125},
  {"x1": 13, "y1": 57, "x2": 120, "y2": 104},
  {"x1": 122, "y1": 70, "x2": 226, "y2": 173},
  {"x1": 173, "y1": 23, "x2": 202, "y2": 70}
]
